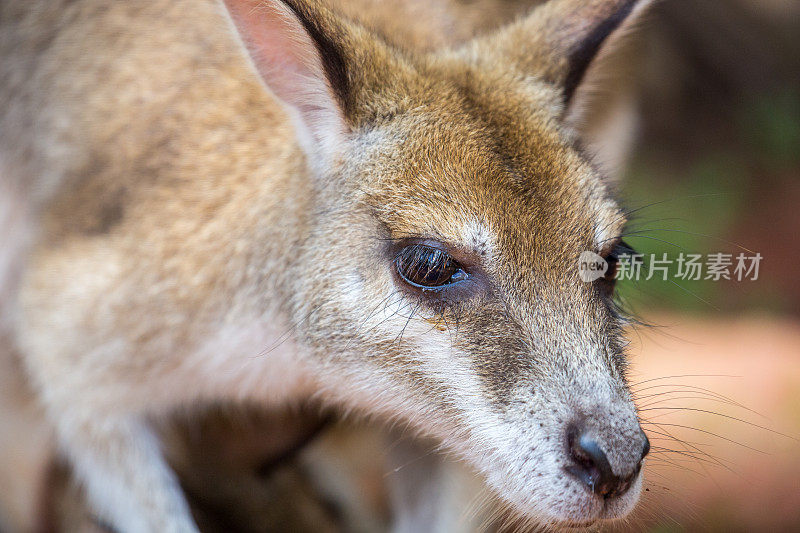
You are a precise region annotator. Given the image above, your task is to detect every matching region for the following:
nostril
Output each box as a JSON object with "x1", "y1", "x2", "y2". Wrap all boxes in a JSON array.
[
  {"x1": 565, "y1": 423, "x2": 641, "y2": 500},
  {"x1": 640, "y1": 429, "x2": 651, "y2": 461},
  {"x1": 566, "y1": 424, "x2": 617, "y2": 498}
]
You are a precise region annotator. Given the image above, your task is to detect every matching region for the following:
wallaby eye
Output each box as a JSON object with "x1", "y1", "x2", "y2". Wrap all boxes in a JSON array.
[
  {"x1": 604, "y1": 254, "x2": 620, "y2": 282},
  {"x1": 395, "y1": 244, "x2": 468, "y2": 289},
  {"x1": 603, "y1": 240, "x2": 636, "y2": 283}
]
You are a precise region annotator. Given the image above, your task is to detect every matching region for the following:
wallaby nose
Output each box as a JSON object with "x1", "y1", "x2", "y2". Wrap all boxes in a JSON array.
[{"x1": 565, "y1": 423, "x2": 649, "y2": 499}]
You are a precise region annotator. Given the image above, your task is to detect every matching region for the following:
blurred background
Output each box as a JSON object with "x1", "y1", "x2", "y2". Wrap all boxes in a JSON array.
[
  {"x1": 618, "y1": 0, "x2": 800, "y2": 316},
  {"x1": 605, "y1": 0, "x2": 800, "y2": 530},
  {"x1": 26, "y1": 0, "x2": 800, "y2": 531}
]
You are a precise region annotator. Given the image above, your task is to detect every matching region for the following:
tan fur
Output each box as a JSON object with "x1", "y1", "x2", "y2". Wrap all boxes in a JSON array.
[{"x1": 1, "y1": 0, "x2": 653, "y2": 530}]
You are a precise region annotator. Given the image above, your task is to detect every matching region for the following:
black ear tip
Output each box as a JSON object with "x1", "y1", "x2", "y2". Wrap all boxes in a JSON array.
[
  {"x1": 562, "y1": 0, "x2": 640, "y2": 104},
  {"x1": 280, "y1": 0, "x2": 351, "y2": 110}
]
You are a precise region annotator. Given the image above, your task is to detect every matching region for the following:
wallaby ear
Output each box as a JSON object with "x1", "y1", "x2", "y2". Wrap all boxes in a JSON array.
[
  {"x1": 223, "y1": 0, "x2": 353, "y2": 169},
  {"x1": 480, "y1": 0, "x2": 653, "y2": 110}
]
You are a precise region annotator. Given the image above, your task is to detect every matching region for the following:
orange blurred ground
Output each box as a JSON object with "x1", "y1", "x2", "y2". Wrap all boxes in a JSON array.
[{"x1": 612, "y1": 315, "x2": 800, "y2": 532}]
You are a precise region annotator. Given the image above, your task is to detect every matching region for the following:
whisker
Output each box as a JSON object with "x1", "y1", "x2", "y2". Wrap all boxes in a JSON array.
[
  {"x1": 630, "y1": 374, "x2": 742, "y2": 389},
  {"x1": 644, "y1": 426, "x2": 734, "y2": 471},
  {"x1": 643, "y1": 456, "x2": 705, "y2": 477},
  {"x1": 613, "y1": 227, "x2": 756, "y2": 254},
  {"x1": 641, "y1": 407, "x2": 796, "y2": 441},
  {"x1": 638, "y1": 395, "x2": 750, "y2": 412},
  {"x1": 617, "y1": 233, "x2": 687, "y2": 250},
  {"x1": 256, "y1": 303, "x2": 323, "y2": 357},
  {"x1": 648, "y1": 447, "x2": 730, "y2": 470},
  {"x1": 597, "y1": 193, "x2": 733, "y2": 237},
  {"x1": 342, "y1": 290, "x2": 404, "y2": 350},
  {"x1": 394, "y1": 302, "x2": 422, "y2": 343},
  {"x1": 640, "y1": 421, "x2": 767, "y2": 453}
]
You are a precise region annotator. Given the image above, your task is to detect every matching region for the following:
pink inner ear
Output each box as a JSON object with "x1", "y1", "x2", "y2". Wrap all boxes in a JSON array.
[{"x1": 223, "y1": 0, "x2": 347, "y2": 163}]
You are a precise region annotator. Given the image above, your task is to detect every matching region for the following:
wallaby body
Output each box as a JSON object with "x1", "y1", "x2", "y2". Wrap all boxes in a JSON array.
[{"x1": 1, "y1": 0, "x2": 651, "y2": 530}]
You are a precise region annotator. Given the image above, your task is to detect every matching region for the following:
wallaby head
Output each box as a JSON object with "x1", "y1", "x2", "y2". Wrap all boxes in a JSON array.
[
  {"x1": 225, "y1": 0, "x2": 651, "y2": 526},
  {"x1": 4, "y1": 0, "x2": 654, "y2": 529}
]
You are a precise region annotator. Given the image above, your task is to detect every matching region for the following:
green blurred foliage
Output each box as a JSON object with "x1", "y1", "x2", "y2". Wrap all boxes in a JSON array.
[
  {"x1": 615, "y1": 91, "x2": 800, "y2": 316},
  {"x1": 738, "y1": 92, "x2": 800, "y2": 172}
]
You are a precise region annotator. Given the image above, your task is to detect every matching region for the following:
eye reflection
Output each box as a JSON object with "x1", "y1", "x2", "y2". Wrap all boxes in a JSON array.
[{"x1": 395, "y1": 244, "x2": 467, "y2": 288}]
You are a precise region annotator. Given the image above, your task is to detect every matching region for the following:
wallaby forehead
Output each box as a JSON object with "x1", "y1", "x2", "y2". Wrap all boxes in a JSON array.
[{"x1": 360, "y1": 106, "x2": 625, "y2": 264}]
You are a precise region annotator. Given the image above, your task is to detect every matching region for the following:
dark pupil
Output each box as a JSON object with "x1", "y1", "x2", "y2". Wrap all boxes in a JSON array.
[{"x1": 397, "y1": 245, "x2": 459, "y2": 287}]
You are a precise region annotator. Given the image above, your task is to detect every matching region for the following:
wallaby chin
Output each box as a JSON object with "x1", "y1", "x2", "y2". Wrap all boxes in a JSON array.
[{"x1": 2, "y1": 0, "x2": 655, "y2": 530}]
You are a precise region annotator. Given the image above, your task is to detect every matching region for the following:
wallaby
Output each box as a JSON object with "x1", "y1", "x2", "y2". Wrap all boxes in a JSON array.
[{"x1": 0, "y1": 0, "x2": 653, "y2": 530}]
